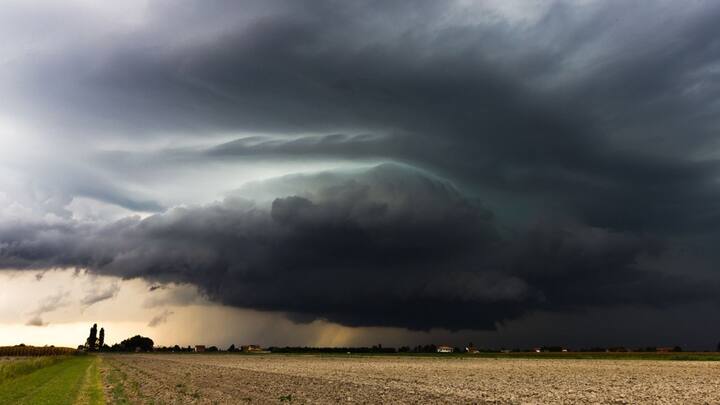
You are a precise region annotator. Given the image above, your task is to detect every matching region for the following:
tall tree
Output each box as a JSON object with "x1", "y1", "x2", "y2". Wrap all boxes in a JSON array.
[
  {"x1": 86, "y1": 323, "x2": 98, "y2": 351},
  {"x1": 98, "y1": 327, "x2": 105, "y2": 350}
]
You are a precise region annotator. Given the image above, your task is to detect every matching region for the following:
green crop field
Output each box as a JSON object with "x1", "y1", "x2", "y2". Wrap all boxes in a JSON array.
[{"x1": 0, "y1": 356, "x2": 105, "y2": 405}]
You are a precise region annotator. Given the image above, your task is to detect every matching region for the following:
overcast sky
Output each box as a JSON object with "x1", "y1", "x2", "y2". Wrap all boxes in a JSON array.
[{"x1": 2, "y1": 0, "x2": 720, "y2": 349}]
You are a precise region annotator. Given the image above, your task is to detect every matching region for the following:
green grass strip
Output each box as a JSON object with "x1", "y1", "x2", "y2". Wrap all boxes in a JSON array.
[
  {"x1": 0, "y1": 356, "x2": 67, "y2": 384},
  {"x1": 0, "y1": 356, "x2": 100, "y2": 405}
]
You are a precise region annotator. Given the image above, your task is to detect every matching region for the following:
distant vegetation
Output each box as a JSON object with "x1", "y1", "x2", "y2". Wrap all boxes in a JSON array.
[
  {"x1": 81, "y1": 323, "x2": 154, "y2": 352},
  {"x1": 154, "y1": 345, "x2": 197, "y2": 353},
  {"x1": 77, "y1": 323, "x2": 720, "y2": 358},
  {"x1": 269, "y1": 345, "x2": 398, "y2": 354},
  {"x1": 0, "y1": 345, "x2": 77, "y2": 356},
  {"x1": 107, "y1": 335, "x2": 155, "y2": 352}
]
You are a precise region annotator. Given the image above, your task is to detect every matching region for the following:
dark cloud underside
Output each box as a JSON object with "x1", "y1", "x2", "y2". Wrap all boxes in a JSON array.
[{"x1": 1, "y1": 165, "x2": 715, "y2": 330}]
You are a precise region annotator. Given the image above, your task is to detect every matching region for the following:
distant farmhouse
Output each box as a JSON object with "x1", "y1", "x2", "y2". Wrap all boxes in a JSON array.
[
  {"x1": 436, "y1": 345, "x2": 454, "y2": 353},
  {"x1": 195, "y1": 345, "x2": 206, "y2": 353},
  {"x1": 241, "y1": 345, "x2": 263, "y2": 353},
  {"x1": 534, "y1": 346, "x2": 568, "y2": 353}
]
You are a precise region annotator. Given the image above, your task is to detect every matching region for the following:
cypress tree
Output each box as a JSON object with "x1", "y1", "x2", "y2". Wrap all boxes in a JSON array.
[
  {"x1": 87, "y1": 323, "x2": 98, "y2": 351},
  {"x1": 98, "y1": 327, "x2": 105, "y2": 350}
]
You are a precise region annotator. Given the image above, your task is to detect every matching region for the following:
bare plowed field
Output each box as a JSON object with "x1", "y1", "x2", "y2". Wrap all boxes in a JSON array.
[{"x1": 101, "y1": 354, "x2": 720, "y2": 404}]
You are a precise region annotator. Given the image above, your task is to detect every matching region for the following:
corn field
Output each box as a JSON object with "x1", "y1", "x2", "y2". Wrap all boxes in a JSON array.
[{"x1": 0, "y1": 346, "x2": 77, "y2": 356}]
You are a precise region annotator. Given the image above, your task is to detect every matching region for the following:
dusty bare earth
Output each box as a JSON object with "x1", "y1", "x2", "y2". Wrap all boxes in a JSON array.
[{"x1": 101, "y1": 354, "x2": 720, "y2": 404}]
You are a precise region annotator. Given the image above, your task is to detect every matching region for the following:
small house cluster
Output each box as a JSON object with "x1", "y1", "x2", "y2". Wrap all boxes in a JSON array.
[{"x1": 241, "y1": 344, "x2": 263, "y2": 353}]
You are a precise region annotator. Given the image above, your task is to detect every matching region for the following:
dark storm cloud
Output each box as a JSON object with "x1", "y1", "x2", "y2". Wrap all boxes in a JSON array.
[
  {"x1": 5, "y1": 0, "x2": 715, "y2": 233},
  {"x1": 1, "y1": 165, "x2": 714, "y2": 330},
  {"x1": 3, "y1": 0, "x2": 720, "y2": 336},
  {"x1": 205, "y1": 133, "x2": 720, "y2": 233}
]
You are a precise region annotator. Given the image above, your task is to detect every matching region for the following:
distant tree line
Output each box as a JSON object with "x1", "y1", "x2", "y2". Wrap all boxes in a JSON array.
[
  {"x1": 153, "y1": 345, "x2": 195, "y2": 353},
  {"x1": 268, "y1": 345, "x2": 398, "y2": 354},
  {"x1": 578, "y1": 346, "x2": 683, "y2": 353},
  {"x1": 82, "y1": 324, "x2": 155, "y2": 352},
  {"x1": 90, "y1": 338, "x2": 696, "y2": 355},
  {"x1": 153, "y1": 345, "x2": 221, "y2": 352},
  {"x1": 82, "y1": 324, "x2": 714, "y2": 353}
]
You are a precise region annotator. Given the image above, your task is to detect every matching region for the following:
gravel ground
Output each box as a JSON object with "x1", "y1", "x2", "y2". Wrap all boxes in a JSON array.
[{"x1": 101, "y1": 354, "x2": 720, "y2": 404}]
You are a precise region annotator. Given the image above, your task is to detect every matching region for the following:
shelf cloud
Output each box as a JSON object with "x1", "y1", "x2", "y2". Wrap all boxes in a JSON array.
[{"x1": 1, "y1": 165, "x2": 714, "y2": 331}]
